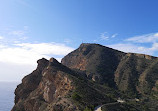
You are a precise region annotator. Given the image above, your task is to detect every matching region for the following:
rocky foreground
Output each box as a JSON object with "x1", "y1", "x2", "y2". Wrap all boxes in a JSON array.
[{"x1": 12, "y1": 43, "x2": 158, "y2": 111}]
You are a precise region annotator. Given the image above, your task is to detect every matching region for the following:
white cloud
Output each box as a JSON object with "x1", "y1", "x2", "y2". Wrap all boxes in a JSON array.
[
  {"x1": 111, "y1": 32, "x2": 158, "y2": 56},
  {"x1": 150, "y1": 42, "x2": 158, "y2": 51},
  {"x1": 0, "y1": 26, "x2": 75, "y2": 81},
  {"x1": 126, "y1": 32, "x2": 158, "y2": 43},
  {"x1": 15, "y1": 42, "x2": 74, "y2": 56},
  {"x1": 100, "y1": 32, "x2": 118, "y2": 40},
  {"x1": 108, "y1": 43, "x2": 153, "y2": 55},
  {"x1": 0, "y1": 45, "x2": 7, "y2": 48},
  {"x1": 111, "y1": 33, "x2": 118, "y2": 38},
  {"x1": 0, "y1": 42, "x2": 74, "y2": 65},
  {"x1": 100, "y1": 32, "x2": 109, "y2": 40},
  {"x1": 0, "y1": 36, "x2": 4, "y2": 39},
  {"x1": 0, "y1": 42, "x2": 74, "y2": 81},
  {"x1": 101, "y1": 36, "x2": 109, "y2": 40}
]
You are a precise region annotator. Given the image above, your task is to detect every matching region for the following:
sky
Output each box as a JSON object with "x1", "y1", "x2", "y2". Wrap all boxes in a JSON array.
[{"x1": 1, "y1": 0, "x2": 158, "y2": 81}]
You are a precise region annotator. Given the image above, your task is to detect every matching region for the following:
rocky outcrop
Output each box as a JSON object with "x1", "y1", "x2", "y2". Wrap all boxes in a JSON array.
[
  {"x1": 62, "y1": 43, "x2": 125, "y2": 87},
  {"x1": 12, "y1": 58, "x2": 79, "y2": 111},
  {"x1": 114, "y1": 53, "x2": 158, "y2": 94},
  {"x1": 12, "y1": 43, "x2": 158, "y2": 111},
  {"x1": 12, "y1": 55, "x2": 113, "y2": 111},
  {"x1": 62, "y1": 43, "x2": 158, "y2": 94}
]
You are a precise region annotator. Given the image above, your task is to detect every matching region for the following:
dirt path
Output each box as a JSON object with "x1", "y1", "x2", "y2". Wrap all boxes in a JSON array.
[
  {"x1": 94, "y1": 102, "x2": 120, "y2": 111},
  {"x1": 94, "y1": 105, "x2": 102, "y2": 111}
]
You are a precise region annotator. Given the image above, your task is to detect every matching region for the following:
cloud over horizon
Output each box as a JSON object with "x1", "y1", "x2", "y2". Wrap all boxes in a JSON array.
[
  {"x1": 0, "y1": 41, "x2": 74, "y2": 81},
  {"x1": 1, "y1": 26, "x2": 158, "y2": 81},
  {"x1": 108, "y1": 43, "x2": 153, "y2": 55},
  {"x1": 0, "y1": 26, "x2": 76, "y2": 81},
  {"x1": 0, "y1": 42, "x2": 74, "y2": 65},
  {"x1": 108, "y1": 32, "x2": 158, "y2": 57},
  {"x1": 126, "y1": 32, "x2": 158, "y2": 43}
]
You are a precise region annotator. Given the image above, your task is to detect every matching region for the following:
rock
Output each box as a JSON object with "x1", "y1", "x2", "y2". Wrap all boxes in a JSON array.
[{"x1": 12, "y1": 43, "x2": 158, "y2": 111}]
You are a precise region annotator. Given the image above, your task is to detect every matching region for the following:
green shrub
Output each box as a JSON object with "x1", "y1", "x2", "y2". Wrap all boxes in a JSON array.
[
  {"x1": 83, "y1": 106, "x2": 93, "y2": 111},
  {"x1": 72, "y1": 92, "x2": 81, "y2": 101}
]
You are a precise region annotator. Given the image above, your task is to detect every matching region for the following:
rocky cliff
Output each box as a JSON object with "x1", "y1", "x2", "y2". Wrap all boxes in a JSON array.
[
  {"x1": 12, "y1": 55, "x2": 114, "y2": 111},
  {"x1": 62, "y1": 43, "x2": 125, "y2": 87},
  {"x1": 12, "y1": 43, "x2": 158, "y2": 111}
]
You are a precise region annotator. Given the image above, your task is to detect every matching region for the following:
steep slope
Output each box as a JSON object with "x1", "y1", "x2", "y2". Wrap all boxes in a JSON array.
[
  {"x1": 62, "y1": 43, "x2": 158, "y2": 96},
  {"x1": 12, "y1": 43, "x2": 158, "y2": 111},
  {"x1": 115, "y1": 53, "x2": 158, "y2": 95},
  {"x1": 62, "y1": 43, "x2": 125, "y2": 87},
  {"x1": 12, "y1": 57, "x2": 115, "y2": 111}
]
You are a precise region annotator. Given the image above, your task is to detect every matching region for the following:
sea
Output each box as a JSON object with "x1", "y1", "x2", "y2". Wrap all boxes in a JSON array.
[{"x1": 0, "y1": 82, "x2": 20, "y2": 111}]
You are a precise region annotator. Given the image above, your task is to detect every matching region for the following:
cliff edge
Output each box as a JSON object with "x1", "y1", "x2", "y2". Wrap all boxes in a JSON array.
[{"x1": 12, "y1": 43, "x2": 158, "y2": 111}]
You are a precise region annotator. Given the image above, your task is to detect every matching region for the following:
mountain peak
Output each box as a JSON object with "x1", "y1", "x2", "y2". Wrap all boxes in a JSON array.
[
  {"x1": 37, "y1": 58, "x2": 48, "y2": 64},
  {"x1": 12, "y1": 43, "x2": 158, "y2": 111},
  {"x1": 80, "y1": 43, "x2": 99, "y2": 47}
]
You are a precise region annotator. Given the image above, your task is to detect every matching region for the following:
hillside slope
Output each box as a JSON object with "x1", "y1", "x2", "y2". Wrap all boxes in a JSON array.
[
  {"x1": 12, "y1": 57, "x2": 115, "y2": 111},
  {"x1": 12, "y1": 43, "x2": 158, "y2": 111},
  {"x1": 62, "y1": 43, "x2": 125, "y2": 87},
  {"x1": 62, "y1": 44, "x2": 158, "y2": 96}
]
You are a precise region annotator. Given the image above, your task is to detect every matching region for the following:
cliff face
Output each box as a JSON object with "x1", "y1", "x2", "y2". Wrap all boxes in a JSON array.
[
  {"x1": 12, "y1": 55, "x2": 113, "y2": 111},
  {"x1": 12, "y1": 58, "x2": 79, "y2": 111},
  {"x1": 12, "y1": 43, "x2": 158, "y2": 111},
  {"x1": 62, "y1": 44, "x2": 158, "y2": 94},
  {"x1": 114, "y1": 53, "x2": 158, "y2": 94},
  {"x1": 62, "y1": 43, "x2": 125, "y2": 87}
]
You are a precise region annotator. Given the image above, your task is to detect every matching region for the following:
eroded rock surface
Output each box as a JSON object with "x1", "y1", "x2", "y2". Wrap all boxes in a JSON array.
[{"x1": 12, "y1": 43, "x2": 158, "y2": 111}]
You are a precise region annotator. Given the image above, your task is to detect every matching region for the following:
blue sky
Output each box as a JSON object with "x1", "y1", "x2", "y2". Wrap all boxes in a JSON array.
[{"x1": 1, "y1": 0, "x2": 158, "y2": 81}]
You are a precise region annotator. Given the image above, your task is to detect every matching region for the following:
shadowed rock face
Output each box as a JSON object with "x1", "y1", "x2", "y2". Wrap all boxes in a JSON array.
[
  {"x1": 114, "y1": 53, "x2": 158, "y2": 94},
  {"x1": 62, "y1": 44, "x2": 158, "y2": 94},
  {"x1": 12, "y1": 43, "x2": 158, "y2": 111},
  {"x1": 62, "y1": 43, "x2": 125, "y2": 87}
]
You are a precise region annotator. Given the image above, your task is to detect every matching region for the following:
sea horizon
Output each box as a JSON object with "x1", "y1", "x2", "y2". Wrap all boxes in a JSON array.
[{"x1": 0, "y1": 81, "x2": 20, "y2": 111}]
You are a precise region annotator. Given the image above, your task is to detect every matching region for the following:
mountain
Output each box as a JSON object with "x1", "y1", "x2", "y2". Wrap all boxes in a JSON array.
[
  {"x1": 61, "y1": 43, "x2": 125, "y2": 87},
  {"x1": 12, "y1": 43, "x2": 158, "y2": 111}
]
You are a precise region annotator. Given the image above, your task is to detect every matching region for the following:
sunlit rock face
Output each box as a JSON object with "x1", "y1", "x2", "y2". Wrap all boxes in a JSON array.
[
  {"x1": 12, "y1": 58, "x2": 77, "y2": 111},
  {"x1": 12, "y1": 43, "x2": 158, "y2": 111}
]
